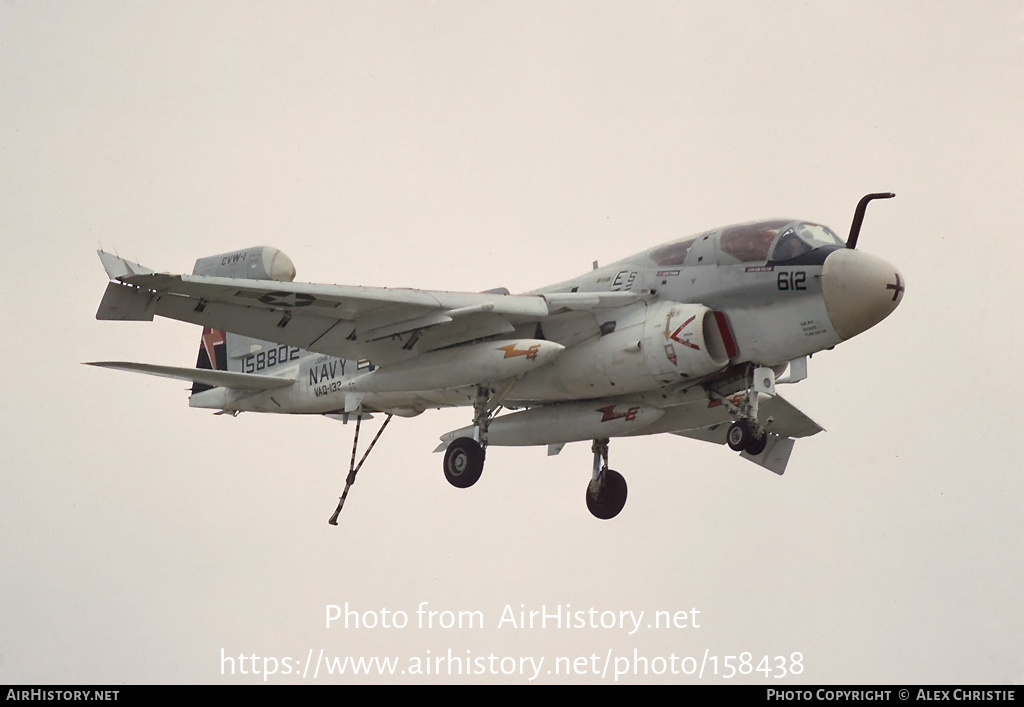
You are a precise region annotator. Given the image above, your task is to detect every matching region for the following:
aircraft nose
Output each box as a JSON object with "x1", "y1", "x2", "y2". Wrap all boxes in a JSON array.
[{"x1": 821, "y1": 249, "x2": 904, "y2": 340}]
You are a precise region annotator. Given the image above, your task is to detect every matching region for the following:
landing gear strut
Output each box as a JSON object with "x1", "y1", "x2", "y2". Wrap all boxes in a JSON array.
[
  {"x1": 721, "y1": 364, "x2": 776, "y2": 457},
  {"x1": 441, "y1": 384, "x2": 501, "y2": 489},
  {"x1": 586, "y1": 438, "x2": 628, "y2": 520}
]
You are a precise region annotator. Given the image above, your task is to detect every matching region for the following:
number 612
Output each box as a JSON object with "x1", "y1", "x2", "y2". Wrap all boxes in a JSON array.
[{"x1": 777, "y1": 271, "x2": 806, "y2": 291}]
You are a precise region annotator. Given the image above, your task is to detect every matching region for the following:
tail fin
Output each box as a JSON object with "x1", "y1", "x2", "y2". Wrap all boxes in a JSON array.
[{"x1": 193, "y1": 328, "x2": 227, "y2": 394}]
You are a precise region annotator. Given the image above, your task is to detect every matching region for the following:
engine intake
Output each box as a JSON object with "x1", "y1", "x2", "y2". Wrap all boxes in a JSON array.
[
  {"x1": 641, "y1": 300, "x2": 732, "y2": 385},
  {"x1": 516, "y1": 300, "x2": 733, "y2": 400}
]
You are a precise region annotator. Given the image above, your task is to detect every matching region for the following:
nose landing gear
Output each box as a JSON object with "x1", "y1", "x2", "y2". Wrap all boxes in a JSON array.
[
  {"x1": 719, "y1": 364, "x2": 779, "y2": 458},
  {"x1": 727, "y1": 419, "x2": 768, "y2": 456}
]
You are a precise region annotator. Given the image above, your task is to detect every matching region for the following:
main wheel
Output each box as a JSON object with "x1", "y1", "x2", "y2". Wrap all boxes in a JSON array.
[
  {"x1": 586, "y1": 469, "x2": 628, "y2": 520},
  {"x1": 727, "y1": 420, "x2": 752, "y2": 451},
  {"x1": 443, "y1": 437, "x2": 485, "y2": 488}
]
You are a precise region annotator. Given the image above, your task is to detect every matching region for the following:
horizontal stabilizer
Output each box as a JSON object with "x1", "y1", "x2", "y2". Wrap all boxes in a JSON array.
[{"x1": 85, "y1": 361, "x2": 295, "y2": 391}]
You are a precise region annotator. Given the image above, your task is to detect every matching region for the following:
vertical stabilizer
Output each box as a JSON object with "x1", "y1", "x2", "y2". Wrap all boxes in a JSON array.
[
  {"x1": 193, "y1": 328, "x2": 227, "y2": 394},
  {"x1": 185, "y1": 247, "x2": 303, "y2": 397}
]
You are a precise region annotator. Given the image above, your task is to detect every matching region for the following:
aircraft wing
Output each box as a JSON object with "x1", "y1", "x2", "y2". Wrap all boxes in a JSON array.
[
  {"x1": 96, "y1": 251, "x2": 639, "y2": 365},
  {"x1": 740, "y1": 393, "x2": 823, "y2": 439}
]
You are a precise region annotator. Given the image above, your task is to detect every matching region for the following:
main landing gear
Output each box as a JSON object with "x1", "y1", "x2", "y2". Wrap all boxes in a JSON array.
[
  {"x1": 444, "y1": 434, "x2": 630, "y2": 520},
  {"x1": 586, "y1": 438, "x2": 627, "y2": 520},
  {"x1": 441, "y1": 386, "x2": 629, "y2": 520},
  {"x1": 441, "y1": 384, "x2": 498, "y2": 490}
]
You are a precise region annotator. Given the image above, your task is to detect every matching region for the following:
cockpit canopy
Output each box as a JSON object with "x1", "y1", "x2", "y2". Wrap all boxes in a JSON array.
[{"x1": 648, "y1": 220, "x2": 845, "y2": 267}]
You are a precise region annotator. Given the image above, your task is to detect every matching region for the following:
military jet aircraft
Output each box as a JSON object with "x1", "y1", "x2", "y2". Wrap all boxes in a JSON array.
[{"x1": 89, "y1": 193, "x2": 903, "y2": 521}]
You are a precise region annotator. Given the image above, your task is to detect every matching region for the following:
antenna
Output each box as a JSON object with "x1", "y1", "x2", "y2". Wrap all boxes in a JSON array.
[{"x1": 847, "y1": 192, "x2": 895, "y2": 249}]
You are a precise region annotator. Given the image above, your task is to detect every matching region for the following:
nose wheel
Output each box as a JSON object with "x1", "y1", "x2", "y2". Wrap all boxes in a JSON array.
[
  {"x1": 725, "y1": 419, "x2": 768, "y2": 456},
  {"x1": 727, "y1": 419, "x2": 752, "y2": 451},
  {"x1": 744, "y1": 430, "x2": 768, "y2": 456}
]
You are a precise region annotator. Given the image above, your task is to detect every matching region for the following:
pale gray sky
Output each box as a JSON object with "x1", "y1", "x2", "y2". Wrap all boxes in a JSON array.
[{"x1": 2, "y1": 1, "x2": 1022, "y2": 684}]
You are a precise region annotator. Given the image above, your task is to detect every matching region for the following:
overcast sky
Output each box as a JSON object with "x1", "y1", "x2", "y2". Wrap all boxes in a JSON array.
[{"x1": 2, "y1": 1, "x2": 1023, "y2": 684}]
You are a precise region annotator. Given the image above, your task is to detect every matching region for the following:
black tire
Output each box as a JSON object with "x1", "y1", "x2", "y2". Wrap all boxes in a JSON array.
[
  {"x1": 727, "y1": 420, "x2": 752, "y2": 451},
  {"x1": 443, "y1": 437, "x2": 485, "y2": 488},
  {"x1": 745, "y1": 432, "x2": 768, "y2": 456},
  {"x1": 586, "y1": 469, "x2": 628, "y2": 520}
]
